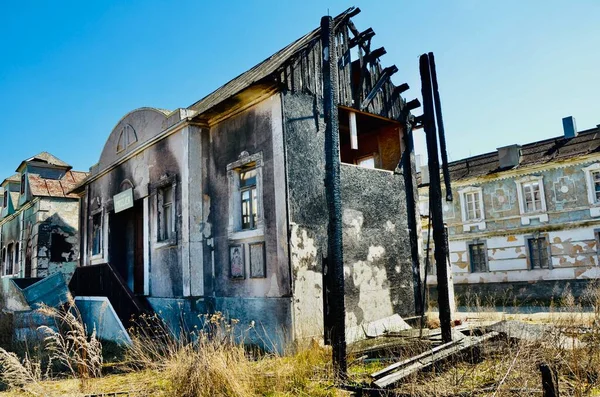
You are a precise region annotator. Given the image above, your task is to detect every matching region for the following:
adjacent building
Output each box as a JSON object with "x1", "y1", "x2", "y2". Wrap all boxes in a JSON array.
[
  {"x1": 68, "y1": 9, "x2": 422, "y2": 350},
  {"x1": 421, "y1": 117, "x2": 600, "y2": 305},
  {"x1": 0, "y1": 152, "x2": 87, "y2": 308}
]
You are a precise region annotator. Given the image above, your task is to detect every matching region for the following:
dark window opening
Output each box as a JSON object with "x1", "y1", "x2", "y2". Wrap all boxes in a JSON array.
[
  {"x1": 3, "y1": 191, "x2": 7, "y2": 208},
  {"x1": 338, "y1": 106, "x2": 404, "y2": 171},
  {"x1": 240, "y1": 168, "x2": 258, "y2": 230},
  {"x1": 528, "y1": 237, "x2": 550, "y2": 269},
  {"x1": 20, "y1": 174, "x2": 25, "y2": 195},
  {"x1": 92, "y1": 213, "x2": 102, "y2": 256},
  {"x1": 469, "y1": 242, "x2": 487, "y2": 273},
  {"x1": 5, "y1": 243, "x2": 13, "y2": 276},
  {"x1": 158, "y1": 185, "x2": 174, "y2": 242},
  {"x1": 50, "y1": 232, "x2": 71, "y2": 262}
]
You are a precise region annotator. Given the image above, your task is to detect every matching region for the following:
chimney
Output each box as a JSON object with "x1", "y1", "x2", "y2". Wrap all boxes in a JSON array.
[
  {"x1": 562, "y1": 116, "x2": 578, "y2": 138},
  {"x1": 497, "y1": 144, "x2": 521, "y2": 169}
]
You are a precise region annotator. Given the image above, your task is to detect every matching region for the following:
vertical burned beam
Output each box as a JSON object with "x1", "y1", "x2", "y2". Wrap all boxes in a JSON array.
[
  {"x1": 419, "y1": 53, "x2": 452, "y2": 343},
  {"x1": 321, "y1": 15, "x2": 347, "y2": 380},
  {"x1": 428, "y1": 53, "x2": 452, "y2": 201},
  {"x1": 399, "y1": 120, "x2": 423, "y2": 315}
]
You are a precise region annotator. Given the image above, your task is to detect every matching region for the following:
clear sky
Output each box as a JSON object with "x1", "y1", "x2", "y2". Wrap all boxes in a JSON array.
[{"x1": 1, "y1": 0, "x2": 598, "y2": 178}]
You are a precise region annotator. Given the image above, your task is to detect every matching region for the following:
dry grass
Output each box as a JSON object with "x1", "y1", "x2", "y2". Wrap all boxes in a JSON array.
[{"x1": 4, "y1": 285, "x2": 600, "y2": 396}]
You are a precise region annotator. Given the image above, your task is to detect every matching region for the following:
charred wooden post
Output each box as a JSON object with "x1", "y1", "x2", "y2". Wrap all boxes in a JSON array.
[
  {"x1": 428, "y1": 52, "x2": 452, "y2": 201},
  {"x1": 419, "y1": 53, "x2": 452, "y2": 343},
  {"x1": 321, "y1": 14, "x2": 347, "y2": 380},
  {"x1": 399, "y1": 117, "x2": 423, "y2": 315},
  {"x1": 540, "y1": 363, "x2": 559, "y2": 397}
]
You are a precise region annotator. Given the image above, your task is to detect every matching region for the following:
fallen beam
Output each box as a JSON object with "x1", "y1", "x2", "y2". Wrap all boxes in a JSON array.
[{"x1": 372, "y1": 332, "x2": 499, "y2": 389}]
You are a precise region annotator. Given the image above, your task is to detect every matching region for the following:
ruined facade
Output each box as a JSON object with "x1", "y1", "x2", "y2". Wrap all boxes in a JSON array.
[
  {"x1": 421, "y1": 118, "x2": 600, "y2": 304},
  {"x1": 71, "y1": 9, "x2": 421, "y2": 350},
  {"x1": 0, "y1": 153, "x2": 87, "y2": 309}
]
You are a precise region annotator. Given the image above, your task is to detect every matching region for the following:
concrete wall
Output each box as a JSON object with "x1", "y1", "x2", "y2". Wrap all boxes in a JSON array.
[{"x1": 283, "y1": 92, "x2": 415, "y2": 343}]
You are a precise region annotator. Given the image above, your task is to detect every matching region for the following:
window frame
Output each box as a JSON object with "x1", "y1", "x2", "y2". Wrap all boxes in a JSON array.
[
  {"x1": 515, "y1": 175, "x2": 548, "y2": 225},
  {"x1": 525, "y1": 234, "x2": 552, "y2": 270},
  {"x1": 152, "y1": 175, "x2": 178, "y2": 247},
  {"x1": 582, "y1": 163, "x2": 600, "y2": 217},
  {"x1": 458, "y1": 186, "x2": 486, "y2": 232},
  {"x1": 227, "y1": 152, "x2": 264, "y2": 240},
  {"x1": 467, "y1": 240, "x2": 488, "y2": 273},
  {"x1": 90, "y1": 208, "x2": 105, "y2": 263}
]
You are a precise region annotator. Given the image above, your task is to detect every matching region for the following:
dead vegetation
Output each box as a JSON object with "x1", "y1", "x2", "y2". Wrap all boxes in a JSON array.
[{"x1": 2, "y1": 286, "x2": 600, "y2": 396}]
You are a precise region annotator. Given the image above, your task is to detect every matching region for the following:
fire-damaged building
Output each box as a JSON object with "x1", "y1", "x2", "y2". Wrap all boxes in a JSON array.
[
  {"x1": 69, "y1": 8, "x2": 424, "y2": 350},
  {"x1": 421, "y1": 117, "x2": 600, "y2": 305},
  {"x1": 0, "y1": 152, "x2": 87, "y2": 310}
]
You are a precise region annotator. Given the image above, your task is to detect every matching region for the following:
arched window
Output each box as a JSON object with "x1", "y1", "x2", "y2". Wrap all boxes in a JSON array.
[{"x1": 116, "y1": 124, "x2": 138, "y2": 153}]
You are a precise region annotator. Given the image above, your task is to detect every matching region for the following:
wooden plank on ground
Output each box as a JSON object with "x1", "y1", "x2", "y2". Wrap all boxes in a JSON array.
[{"x1": 373, "y1": 332, "x2": 499, "y2": 389}]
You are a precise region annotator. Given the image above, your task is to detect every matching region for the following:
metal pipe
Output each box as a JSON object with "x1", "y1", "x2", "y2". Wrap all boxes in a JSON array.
[{"x1": 321, "y1": 15, "x2": 347, "y2": 380}]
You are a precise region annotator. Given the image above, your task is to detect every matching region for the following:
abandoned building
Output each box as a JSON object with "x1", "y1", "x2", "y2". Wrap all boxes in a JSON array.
[
  {"x1": 66, "y1": 8, "x2": 423, "y2": 350},
  {"x1": 0, "y1": 152, "x2": 87, "y2": 312},
  {"x1": 420, "y1": 117, "x2": 600, "y2": 304}
]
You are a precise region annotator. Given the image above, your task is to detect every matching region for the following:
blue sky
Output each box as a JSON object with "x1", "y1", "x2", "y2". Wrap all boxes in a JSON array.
[{"x1": 0, "y1": 1, "x2": 598, "y2": 177}]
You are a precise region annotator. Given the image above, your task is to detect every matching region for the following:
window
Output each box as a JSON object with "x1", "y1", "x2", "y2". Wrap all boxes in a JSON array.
[
  {"x1": 356, "y1": 155, "x2": 376, "y2": 169},
  {"x1": 522, "y1": 182, "x2": 543, "y2": 213},
  {"x1": 458, "y1": 186, "x2": 485, "y2": 231},
  {"x1": 582, "y1": 164, "x2": 600, "y2": 217},
  {"x1": 157, "y1": 185, "x2": 174, "y2": 242},
  {"x1": 468, "y1": 242, "x2": 487, "y2": 273},
  {"x1": 20, "y1": 174, "x2": 25, "y2": 195},
  {"x1": 2, "y1": 190, "x2": 7, "y2": 208},
  {"x1": 91, "y1": 213, "x2": 102, "y2": 256},
  {"x1": 227, "y1": 152, "x2": 264, "y2": 239},
  {"x1": 5, "y1": 243, "x2": 13, "y2": 276},
  {"x1": 528, "y1": 237, "x2": 550, "y2": 269},
  {"x1": 464, "y1": 191, "x2": 482, "y2": 221},
  {"x1": 1, "y1": 248, "x2": 5, "y2": 275},
  {"x1": 240, "y1": 168, "x2": 257, "y2": 230},
  {"x1": 515, "y1": 175, "x2": 548, "y2": 225}
]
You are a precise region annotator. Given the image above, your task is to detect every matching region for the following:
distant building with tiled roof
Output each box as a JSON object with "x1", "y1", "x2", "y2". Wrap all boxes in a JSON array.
[
  {"x1": 0, "y1": 152, "x2": 88, "y2": 280},
  {"x1": 420, "y1": 117, "x2": 600, "y2": 305}
]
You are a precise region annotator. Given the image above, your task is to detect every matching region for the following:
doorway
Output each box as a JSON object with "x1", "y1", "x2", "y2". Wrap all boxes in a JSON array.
[{"x1": 109, "y1": 200, "x2": 145, "y2": 294}]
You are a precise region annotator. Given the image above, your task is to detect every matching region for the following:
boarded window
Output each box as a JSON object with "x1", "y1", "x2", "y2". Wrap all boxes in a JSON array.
[
  {"x1": 92, "y1": 213, "x2": 102, "y2": 256},
  {"x1": 158, "y1": 185, "x2": 174, "y2": 242},
  {"x1": 528, "y1": 237, "x2": 550, "y2": 269},
  {"x1": 50, "y1": 233, "x2": 70, "y2": 262},
  {"x1": 469, "y1": 242, "x2": 487, "y2": 273}
]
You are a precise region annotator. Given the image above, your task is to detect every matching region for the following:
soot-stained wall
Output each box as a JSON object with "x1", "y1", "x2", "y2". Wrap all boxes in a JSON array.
[
  {"x1": 283, "y1": 92, "x2": 415, "y2": 342},
  {"x1": 205, "y1": 95, "x2": 292, "y2": 349},
  {"x1": 85, "y1": 109, "x2": 184, "y2": 297}
]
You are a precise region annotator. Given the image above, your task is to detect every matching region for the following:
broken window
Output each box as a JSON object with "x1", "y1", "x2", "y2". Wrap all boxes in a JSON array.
[
  {"x1": 50, "y1": 232, "x2": 70, "y2": 262},
  {"x1": 528, "y1": 237, "x2": 550, "y2": 269},
  {"x1": 469, "y1": 242, "x2": 487, "y2": 273},
  {"x1": 157, "y1": 185, "x2": 174, "y2": 242},
  {"x1": 2, "y1": 190, "x2": 7, "y2": 208},
  {"x1": 91, "y1": 213, "x2": 102, "y2": 256},
  {"x1": 240, "y1": 168, "x2": 258, "y2": 230},
  {"x1": 338, "y1": 107, "x2": 404, "y2": 171},
  {"x1": 20, "y1": 174, "x2": 25, "y2": 195}
]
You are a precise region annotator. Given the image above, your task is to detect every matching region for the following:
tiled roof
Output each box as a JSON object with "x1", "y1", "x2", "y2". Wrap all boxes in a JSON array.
[
  {"x1": 22, "y1": 152, "x2": 70, "y2": 168},
  {"x1": 1, "y1": 173, "x2": 21, "y2": 186},
  {"x1": 28, "y1": 171, "x2": 89, "y2": 199},
  {"x1": 448, "y1": 126, "x2": 600, "y2": 182}
]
